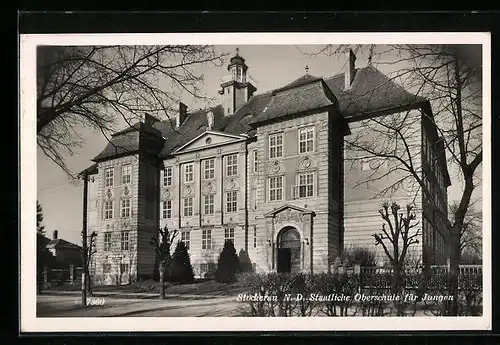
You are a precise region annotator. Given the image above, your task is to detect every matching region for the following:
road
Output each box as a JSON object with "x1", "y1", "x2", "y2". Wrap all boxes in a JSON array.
[{"x1": 37, "y1": 294, "x2": 245, "y2": 317}]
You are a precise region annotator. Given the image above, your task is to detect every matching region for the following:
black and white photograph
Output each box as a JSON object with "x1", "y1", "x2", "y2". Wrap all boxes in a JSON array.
[{"x1": 20, "y1": 32, "x2": 490, "y2": 332}]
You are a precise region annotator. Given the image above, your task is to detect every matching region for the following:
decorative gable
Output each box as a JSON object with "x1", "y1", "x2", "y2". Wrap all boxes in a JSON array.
[
  {"x1": 172, "y1": 130, "x2": 247, "y2": 154},
  {"x1": 264, "y1": 204, "x2": 316, "y2": 219}
]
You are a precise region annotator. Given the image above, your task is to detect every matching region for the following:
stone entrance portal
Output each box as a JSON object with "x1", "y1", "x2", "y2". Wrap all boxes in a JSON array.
[
  {"x1": 265, "y1": 204, "x2": 315, "y2": 273},
  {"x1": 277, "y1": 227, "x2": 301, "y2": 274}
]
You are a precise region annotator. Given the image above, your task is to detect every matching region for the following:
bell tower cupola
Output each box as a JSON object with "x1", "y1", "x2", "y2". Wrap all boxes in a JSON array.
[{"x1": 219, "y1": 48, "x2": 257, "y2": 116}]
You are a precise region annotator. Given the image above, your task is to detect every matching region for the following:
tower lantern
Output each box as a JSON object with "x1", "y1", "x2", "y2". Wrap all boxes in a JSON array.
[{"x1": 219, "y1": 48, "x2": 257, "y2": 116}]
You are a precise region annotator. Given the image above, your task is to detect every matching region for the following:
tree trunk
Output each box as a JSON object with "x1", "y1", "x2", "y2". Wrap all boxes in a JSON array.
[
  {"x1": 159, "y1": 263, "x2": 165, "y2": 300},
  {"x1": 392, "y1": 262, "x2": 402, "y2": 293},
  {"x1": 448, "y1": 230, "x2": 461, "y2": 315},
  {"x1": 392, "y1": 262, "x2": 404, "y2": 315},
  {"x1": 85, "y1": 265, "x2": 92, "y2": 296}
]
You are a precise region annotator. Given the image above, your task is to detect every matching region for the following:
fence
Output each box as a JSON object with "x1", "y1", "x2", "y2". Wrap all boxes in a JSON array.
[
  {"x1": 356, "y1": 264, "x2": 482, "y2": 290},
  {"x1": 42, "y1": 265, "x2": 83, "y2": 286},
  {"x1": 240, "y1": 266, "x2": 483, "y2": 316}
]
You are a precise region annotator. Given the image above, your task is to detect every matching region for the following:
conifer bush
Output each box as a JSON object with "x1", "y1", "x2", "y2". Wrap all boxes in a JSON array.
[
  {"x1": 238, "y1": 249, "x2": 254, "y2": 273},
  {"x1": 215, "y1": 240, "x2": 240, "y2": 283},
  {"x1": 167, "y1": 241, "x2": 195, "y2": 284}
]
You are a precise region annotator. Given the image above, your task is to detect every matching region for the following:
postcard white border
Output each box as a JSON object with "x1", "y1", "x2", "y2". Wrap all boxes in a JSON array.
[{"x1": 21, "y1": 32, "x2": 492, "y2": 332}]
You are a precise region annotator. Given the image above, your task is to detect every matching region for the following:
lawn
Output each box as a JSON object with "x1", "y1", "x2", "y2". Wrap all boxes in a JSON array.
[{"x1": 43, "y1": 278, "x2": 248, "y2": 296}]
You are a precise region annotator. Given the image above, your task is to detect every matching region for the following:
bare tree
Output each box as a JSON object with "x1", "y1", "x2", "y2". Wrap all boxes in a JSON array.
[
  {"x1": 81, "y1": 231, "x2": 97, "y2": 296},
  {"x1": 374, "y1": 202, "x2": 420, "y2": 303},
  {"x1": 150, "y1": 225, "x2": 179, "y2": 299},
  {"x1": 37, "y1": 45, "x2": 226, "y2": 177},
  {"x1": 310, "y1": 44, "x2": 482, "y2": 315},
  {"x1": 449, "y1": 203, "x2": 482, "y2": 261}
]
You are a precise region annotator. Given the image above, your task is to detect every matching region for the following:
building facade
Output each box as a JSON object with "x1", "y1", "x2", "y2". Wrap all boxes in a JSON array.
[{"x1": 82, "y1": 49, "x2": 450, "y2": 285}]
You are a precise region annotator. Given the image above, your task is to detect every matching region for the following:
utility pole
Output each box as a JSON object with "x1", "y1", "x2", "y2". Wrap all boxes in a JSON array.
[{"x1": 81, "y1": 171, "x2": 89, "y2": 306}]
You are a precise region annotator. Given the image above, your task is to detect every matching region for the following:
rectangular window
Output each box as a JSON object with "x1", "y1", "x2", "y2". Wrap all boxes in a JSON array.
[
  {"x1": 253, "y1": 150, "x2": 258, "y2": 173},
  {"x1": 253, "y1": 226, "x2": 257, "y2": 248},
  {"x1": 200, "y1": 263, "x2": 209, "y2": 276},
  {"x1": 104, "y1": 200, "x2": 114, "y2": 220},
  {"x1": 120, "y1": 199, "x2": 130, "y2": 218},
  {"x1": 104, "y1": 168, "x2": 114, "y2": 187},
  {"x1": 299, "y1": 126, "x2": 315, "y2": 154},
  {"x1": 181, "y1": 231, "x2": 190, "y2": 250},
  {"x1": 236, "y1": 66, "x2": 242, "y2": 81},
  {"x1": 183, "y1": 197, "x2": 193, "y2": 217},
  {"x1": 163, "y1": 167, "x2": 173, "y2": 187},
  {"x1": 269, "y1": 176, "x2": 284, "y2": 201},
  {"x1": 202, "y1": 229, "x2": 212, "y2": 250},
  {"x1": 204, "y1": 194, "x2": 215, "y2": 215},
  {"x1": 162, "y1": 200, "x2": 172, "y2": 219},
  {"x1": 253, "y1": 188, "x2": 257, "y2": 211},
  {"x1": 269, "y1": 132, "x2": 283, "y2": 159},
  {"x1": 121, "y1": 164, "x2": 131, "y2": 184},
  {"x1": 120, "y1": 263, "x2": 129, "y2": 275},
  {"x1": 298, "y1": 172, "x2": 314, "y2": 198},
  {"x1": 104, "y1": 232, "x2": 112, "y2": 251},
  {"x1": 226, "y1": 154, "x2": 238, "y2": 176},
  {"x1": 121, "y1": 231, "x2": 129, "y2": 251},
  {"x1": 184, "y1": 163, "x2": 194, "y2": 183},
  {"x1": 204, "y1": 158, "x2": 215, "y2": 180},
  {"x1": 103, "y1": 263, "x2": 111, "y2": 274},
  {"x1": 225, "y1": 227, "x2": 235, "y2": 244},
  {"x1": 226, "y1": 191, "x2": 237, "y2": 213}
]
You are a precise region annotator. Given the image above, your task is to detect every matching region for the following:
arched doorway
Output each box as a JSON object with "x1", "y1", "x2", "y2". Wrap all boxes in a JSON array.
[{"x1": 277, "y1": 227, "x2": 301, "y2": 274}]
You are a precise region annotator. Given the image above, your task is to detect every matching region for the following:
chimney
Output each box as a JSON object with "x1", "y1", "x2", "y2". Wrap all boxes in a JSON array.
[
  {"x1": 206, "y1": 111, "x2": 214, "y2": 130},
  {"x1": 176, "y1": 102, "x2": 188, "y2": 128},
  {"x1": 344, "y1": 49, "x2": 357, "y2": 90},
  {"x1": 141, "y1": 113, "x2": 160, "y2": 126},
  {"x1": 53, "y1": 230, "x2": 58, "y2": 240}
]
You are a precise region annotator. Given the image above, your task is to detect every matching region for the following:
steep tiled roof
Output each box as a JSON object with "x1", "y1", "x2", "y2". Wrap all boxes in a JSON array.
[
  {"x1": 92, "y1": 121, "x2": 165, "y2": 162},
  {"x1": 83, "y1": 65, "x2": 426, "y2": 171},
  {"x1": 46, "y1": 238, "x2": 81, "y2": 250},
  {"x1": 154, "y1": 93, "x2": 275, "y2": 159},
  {"x1": 324, "y1": 66, "x2": 427, "y2": 120},
  {"x1": 248, "y1": 79, "x2": 337, "y2": 126},
  {"x1": 112, "y1": 121, "x2": 164, "y2": 138},
  {"x1": 278, "y1": 74, "x2": 323, "y2": 90},
  {"x1": 78, "y1": 163, "x2": 98, "y2": 176},
  {"x1": 154, "y1": 105, "x2": 227, "y2": 158}
]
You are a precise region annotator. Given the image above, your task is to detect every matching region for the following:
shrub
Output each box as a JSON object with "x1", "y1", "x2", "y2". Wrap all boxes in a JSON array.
[
  {"x1": 203, "y1": 263, "x2": 217, "y2": 279},
  {"x1": 238, "y1": 269, "x2": 483, "y2": 317},
  {"x1": 167, "y1": 241, "x2": 195, "y2": 284},
  {"x1": 215, "y1": 240, "x2": 240, "y2": 283},
  {"x1": 341, "y1": 245, "x2": 377, "y2": 267},
  {"x1": 238, "y1": 249, "x2": 254, "y2": 273},
  {"x1": 460, "y1": 251, "x2": 482, "y2": 265}
]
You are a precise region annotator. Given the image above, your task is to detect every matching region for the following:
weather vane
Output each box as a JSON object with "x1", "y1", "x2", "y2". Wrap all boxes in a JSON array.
[
  {"x1": 305, "y1": 65, "x2": 309, "y2": 74},
  {"x1": 236, "y1": 47, "x2": 240, "y2": 56}
]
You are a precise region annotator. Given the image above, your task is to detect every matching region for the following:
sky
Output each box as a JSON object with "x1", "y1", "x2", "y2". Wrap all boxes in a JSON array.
[{"x1": 36, "y1": 44, "x2": 483, "y2": 245}]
